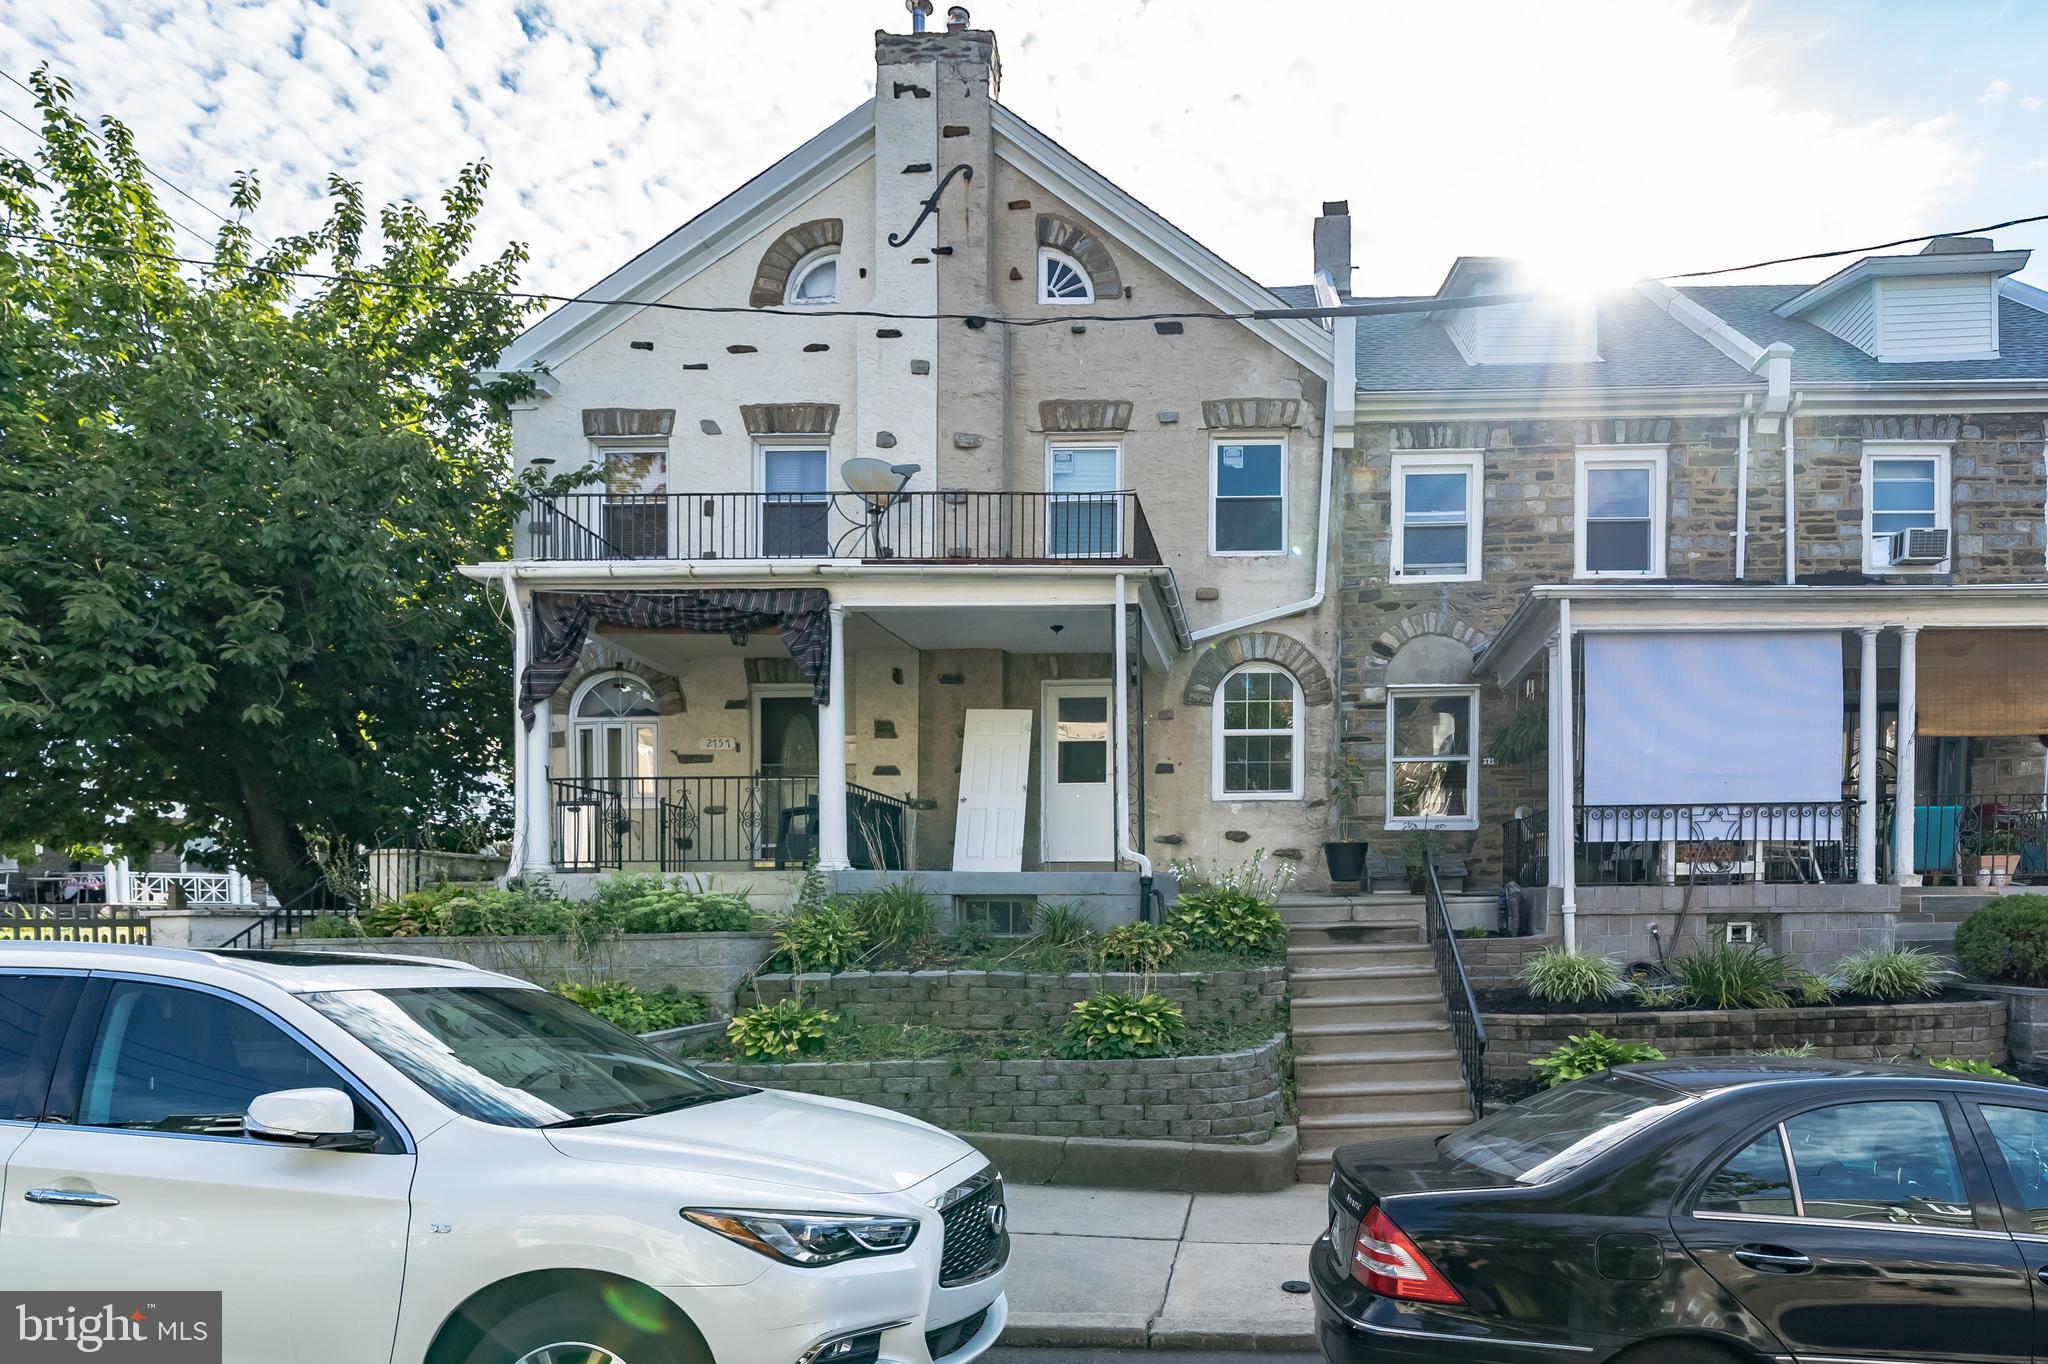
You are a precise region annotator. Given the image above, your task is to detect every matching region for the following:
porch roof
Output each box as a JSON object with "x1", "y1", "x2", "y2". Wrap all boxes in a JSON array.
[{"x1": 1478, "y1": 581, "x2": 2048, "y2": 682}]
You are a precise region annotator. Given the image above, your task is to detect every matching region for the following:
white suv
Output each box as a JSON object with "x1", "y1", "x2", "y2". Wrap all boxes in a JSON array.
[{"x1": 0, "y1": 943, "x2": 1008, "y2": 1364}]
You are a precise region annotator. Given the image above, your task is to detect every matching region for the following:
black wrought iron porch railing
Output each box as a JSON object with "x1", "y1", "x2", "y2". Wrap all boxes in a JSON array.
[
  {"x1": 218, "y1": 875, "x2": 360, "y2": 951},
  {"x1": 1574, "y1": 802, "x2": 1868, "y2": 886},
  {"x1": 0, "y1": 903, "x2": 152, "y2": 945},
  {"x1": 549, "y1": 775, "x2": 911, "y2": 872},
  {"x1": 1921, "y1": 793, "x2": 2048, "y2": 886},
  {"x1": 522, "y1": 491, "x2": 1161, "y2": 566},
  {"x1": 1421, "y1": 851, "x2": 1486, "y2": 1119},
  {"x1": 1501, "y1": 811, "x2": 1548, "y2": 887}
]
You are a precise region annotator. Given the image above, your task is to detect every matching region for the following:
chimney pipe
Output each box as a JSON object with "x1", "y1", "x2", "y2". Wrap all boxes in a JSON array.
[
  {"x1": 907, "y1": 0, "x2": 933, "y2": 32},
  {"x1": 946, "y1": 5, "x2": 970, "y2": 31},
  {"x1": 1313, "y1": 200, "x2": 1352, "y2": 292}
]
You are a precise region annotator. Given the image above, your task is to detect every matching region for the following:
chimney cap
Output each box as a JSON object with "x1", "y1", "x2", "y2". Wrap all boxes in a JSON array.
[
  {"x1": 946, "y1": 5, "x2": 970, "y2": 30},
  {"x1": 1320, "y1": 200, "x2": 1349, "y2": 217},
  {"x1": 907, "y1": 0, "x2": 934, "y2": 30},
  {"x1": 1919, "y1": 235, "x2": 1994, "y2": 256}
]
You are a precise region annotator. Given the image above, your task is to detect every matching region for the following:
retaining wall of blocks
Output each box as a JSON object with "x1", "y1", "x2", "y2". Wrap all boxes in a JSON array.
[{"x1": 741, "y1": 966, "x2": 1287, "y2": 1032}]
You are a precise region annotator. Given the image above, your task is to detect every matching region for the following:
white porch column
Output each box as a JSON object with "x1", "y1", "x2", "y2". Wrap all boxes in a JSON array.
[
  {"x1": 1545, "y1": 634, "x2": 1568, "y2": 895},
  {"x1": 521, "y1": 698, "x2": 554, "y2": 875},
  {"x1": 107, "y1": 858, "x2": 127, "y2": 905},
  {"x1": 1895, "y1": 625, "x2": 1920, "y2": 887},
  {"x1": 1857, "y1": 627, "x2": 1879, "y2": 884},
  {"x1": 1557, "y1": 599, "x2": 1577, "y2": 949},
  {"x1": 816, "y1": 603, "x2": 851, "y2": 871}
]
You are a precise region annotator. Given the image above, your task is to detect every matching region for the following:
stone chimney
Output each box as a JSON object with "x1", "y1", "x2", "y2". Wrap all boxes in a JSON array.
[{"x1": 1313, "y1": 200, "x2": 1351, "y2": 289}]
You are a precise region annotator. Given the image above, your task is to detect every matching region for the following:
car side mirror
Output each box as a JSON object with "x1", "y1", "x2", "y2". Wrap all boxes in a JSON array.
[{"x1": 244, "y1": 1087, "x2": 380, "y2": 1152}]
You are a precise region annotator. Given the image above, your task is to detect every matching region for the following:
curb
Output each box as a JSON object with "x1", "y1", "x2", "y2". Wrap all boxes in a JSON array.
[
  {"x1": 1002, "y1": 1315, "x2": 1314, "y2": 1350},
  {"x1": 961, "y1": 1125, "x2": 1300, "y2": 1194}
]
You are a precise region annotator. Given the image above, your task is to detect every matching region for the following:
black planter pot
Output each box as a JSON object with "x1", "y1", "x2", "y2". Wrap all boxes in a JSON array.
[{"x1": 1323, "y1": 841, "x2": 1368, "y2": 885}]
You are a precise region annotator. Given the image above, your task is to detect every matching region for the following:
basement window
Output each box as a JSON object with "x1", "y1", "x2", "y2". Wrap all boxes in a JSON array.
[{"x1": 959, "y1": 898, "x2": 1035, "y2": 937}]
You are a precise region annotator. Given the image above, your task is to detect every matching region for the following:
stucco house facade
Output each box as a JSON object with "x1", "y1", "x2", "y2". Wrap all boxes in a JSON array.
[{"x1": 469, "y1": 17, "x2": 1354, "y2": 920}]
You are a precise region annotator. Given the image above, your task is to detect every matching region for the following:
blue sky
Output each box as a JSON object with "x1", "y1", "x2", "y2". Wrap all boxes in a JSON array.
[{"x1": 0, "y1": 0, "x2": 2043, "y2": 299}]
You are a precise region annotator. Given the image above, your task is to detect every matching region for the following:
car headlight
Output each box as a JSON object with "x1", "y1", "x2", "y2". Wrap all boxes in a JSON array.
[{"x1": 682, "y1": 1208, "x2": 920, "y2": 1267}]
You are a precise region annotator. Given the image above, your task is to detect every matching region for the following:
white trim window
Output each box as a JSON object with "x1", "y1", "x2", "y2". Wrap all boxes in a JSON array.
[
  {"x1": 1386, "y1": 688, "x2": 1478, "y2": 830},
  {"x1": 756, "y1": 443, "x2": 831, "y2": 557},
  {"x1": 1038, "y1": 248, "x2": 1094, "y2": 304},
  {"x1": 1210, "y1": 437, "x2": 1286, "y2": 555},
  {"x1": 784, "y1": 249, "x2": 839, "y2": 306},
  {"x1": 1390, "y1": 451, "x2": 1482, "y2": 582},
  {"x1": 570, "y1": 672, "x2": 660, "y2": 798},
  {"x1": 1213, "y1": 664, "x2": 1302, "y2": 800},
  {"x1": 1862, "y1": 441, "x2": 1952, "y2": 572},
  {"x1": 1575, "y1": 446, "x2": 1667, "y2": 578},
  {"x1": 1046, "y1": 441, "x2": 1122, "y2": 557}
]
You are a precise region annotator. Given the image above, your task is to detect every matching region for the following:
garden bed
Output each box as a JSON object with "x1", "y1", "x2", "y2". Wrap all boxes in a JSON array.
[
  {"x1": 1478, "y1": 985, "x2": 1986, "y2": 1016},
  {"x1": 742, "y1": 965, "x2": 1285, "y2": 1032},
  {"x1": 330, "y1": 931, "x2": 775, "y2": 1002}
]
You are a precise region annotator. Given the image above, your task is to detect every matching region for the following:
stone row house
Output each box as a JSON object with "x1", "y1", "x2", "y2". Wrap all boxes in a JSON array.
[{"x1": 472, "y1": 14, "x2": 2048, "y2": 957}]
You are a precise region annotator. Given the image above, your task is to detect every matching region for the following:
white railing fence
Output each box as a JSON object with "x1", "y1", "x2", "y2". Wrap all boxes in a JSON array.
[{"x1": 112, "y1": 867, "x2": 257, "y2": 907}]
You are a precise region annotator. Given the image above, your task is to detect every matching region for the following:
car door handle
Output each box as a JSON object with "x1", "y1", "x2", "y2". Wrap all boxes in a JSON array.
[
  {"x1": 2036, "y1": 1266, "x2": 2048, "y2": 1288},
  {"x1": 1733, "y1": 1245, "x2": 1811, "y2": 1273},
  {"x1": 24, "y1": 1187, "x2": 119, "y2": 1209}
]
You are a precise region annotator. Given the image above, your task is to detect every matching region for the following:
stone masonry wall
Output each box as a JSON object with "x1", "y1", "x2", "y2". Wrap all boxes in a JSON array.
[
  {"x1": 700, "y1": 1034, "x2": 1287, "y2": 1143},
  {"x1": 1482, "y1": 999, "x2": 2008, "y2": 1081},
  {"x1": 742, "y1": 966, "x2": 1286, "y2": 1032}
]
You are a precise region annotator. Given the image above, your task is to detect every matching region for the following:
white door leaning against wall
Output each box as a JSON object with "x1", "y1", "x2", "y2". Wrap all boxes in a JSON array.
[
  {"x1": 955, "y1": 710, "x2": 1032, "y2": 872},
  {"x1": 1041, "y1": 683, "x2": 1113, "y2": 864}
]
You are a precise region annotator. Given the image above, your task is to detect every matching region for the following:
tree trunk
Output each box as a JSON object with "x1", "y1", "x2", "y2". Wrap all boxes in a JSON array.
[{"x1": 233, "y1": 760, "x2": 322, "y2": 905}]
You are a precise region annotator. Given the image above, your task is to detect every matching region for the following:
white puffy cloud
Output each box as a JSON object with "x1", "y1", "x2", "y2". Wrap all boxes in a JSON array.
[
  {"x1": 2023, "y1": 96, "x2": 2044, "y2": 110},
  {"x1": 1982, "y1": 78, "x2": 2012, "y2": 103},
  {"x1": 0, "y1": 0, "x2": 1983, "y2": 296}
]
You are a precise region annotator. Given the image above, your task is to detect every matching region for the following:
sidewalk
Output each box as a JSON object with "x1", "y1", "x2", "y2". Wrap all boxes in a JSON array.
[{"x1": 1001, "y1": 1182, "x2": 1327, "y2": 1349}]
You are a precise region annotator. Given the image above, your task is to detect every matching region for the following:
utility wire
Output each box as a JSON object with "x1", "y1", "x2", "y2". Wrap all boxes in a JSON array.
[
  {"x1": 1660, "y1": 211, "x2": 2048, "y2": 282},
  {"x1": 0, "y1": 109, "x2": 218, "y2": 248}
]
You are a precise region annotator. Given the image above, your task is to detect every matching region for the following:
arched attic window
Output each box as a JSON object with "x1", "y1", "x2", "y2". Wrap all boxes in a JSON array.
[
  {"x1": 1038, "y1": 248, "x2": 1093, "y2": 303},
  {"x1": 1035, "y1": 214, "x2": 1121, "y2": 305},
  {"x1": 1212, "y1": 663, "x2": 1302, "y2": 800},
  {"x1": 785, "y1": 249, "x2": 839, "y2": 305},
  {"x1": 750, "y1": 219, "x2": 845, "y2": 308}
]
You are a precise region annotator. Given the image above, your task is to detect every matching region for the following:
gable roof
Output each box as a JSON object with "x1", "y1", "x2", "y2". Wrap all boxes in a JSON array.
[{"x1": 1681, "y1": 283, "x2": 2048, "y2": 385}]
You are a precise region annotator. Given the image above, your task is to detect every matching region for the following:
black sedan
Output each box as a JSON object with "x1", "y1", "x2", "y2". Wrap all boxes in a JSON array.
[{"x1": 1311, "y1": 1058, "x2": 2048, "y2": 1364}]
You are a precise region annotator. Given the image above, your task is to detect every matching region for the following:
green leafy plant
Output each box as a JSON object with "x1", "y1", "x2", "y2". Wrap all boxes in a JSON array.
[
  {"x1": 727, "y1": 1000, "x2": 838, "y2": 1060},
  {"x1": 1667, "y1": 944, "x2": 1794, "y2": 1010},
  {"x1": 553, "y1": 980, "x2": 708, "y2": 1033},
  {"x1": 1029, "y1": 901, "x2": 1096, "y2": 953},
  {"x1": 1955, "y1": 895, "x2": 2048, "y2": 985},
  {"x1": 772, "y1": 902, "x2": 869, "y2": 974},
  {"x1": 1056, "y1": 991, "x2": 1187, "y2": 1059},
  {"x1": 591, "y1": 872, "x2": 754, "y2": 935},
  {"x1": 851, "y1": 879, "x2": 938, "y2": 952},
  {"x1": 1096, "y1": 922, "x2": 1188, "y2": 974},
  {"x1": 1165, "y1": 849, "x2": 1297, "y2": 903},
  {"x1": 1833, "y1": 947, "x2": 1953, "y2": 1002},
  {"x1": 1931, "y1": 1057, "x2": 2020, "y2": 1081},
  {"x1": 1752, "y1": 1043, "x2": 1816, "y2": 1057},
  {"x1": 1974, "y1": 829, "x2": 2023, "y2": 856},
  {"x1": 1167, "y1": 885, "x2": 1286, "y2": 955},
  {"x1": 1401, "y1": 829, "x2": 1439, "y2": 872},
  {"x1": 1530, "y1": 1032, "x2": 1665, "y2": 1087},
  {"x1": 295, "y1": 914, "x2": 365, "y2": 939},
  {"x1": 1787, "y1": 968, "x2": 1840, "y2": 1007},
  {"x1": 1328, "y1": 755, "x2": 1366, "y2": 819},
  {"x1": 1518, "y1": 948, "x2": 1623, "y2": 1004},
  {"x1": 1625, "y1": 977, "x2": 1685, "y2": 1009},
  {"x1": 1487, "y1": 704, "x2": 1546, "y2": 764}
]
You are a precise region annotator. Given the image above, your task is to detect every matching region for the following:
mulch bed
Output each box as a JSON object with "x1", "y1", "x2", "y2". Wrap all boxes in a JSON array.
[{"x1": 1478, "y1": 986, "x2": 1984, "y2": 1015}]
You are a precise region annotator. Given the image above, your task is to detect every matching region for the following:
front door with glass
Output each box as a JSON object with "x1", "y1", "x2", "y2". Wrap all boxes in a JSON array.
[
  {"x1": 568, "y1": 675, "x2": 660, "y2": 867},
  {"x1": 754, "y1": 691, "x2": 820, "y2": 865},
  {"x1": 1042, "y1": 683, "x2": 1114, "y2": 862}
]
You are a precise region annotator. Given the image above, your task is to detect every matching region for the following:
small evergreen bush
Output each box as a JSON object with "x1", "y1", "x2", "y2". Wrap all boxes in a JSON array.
[{"x1": 1955, "y1": 894, "x2": 2048, "y2": 986}]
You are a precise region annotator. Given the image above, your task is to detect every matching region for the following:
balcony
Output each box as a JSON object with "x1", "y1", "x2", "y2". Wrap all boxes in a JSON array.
[{"x1": 522, "y1": 491, "x2": 1160, "y2": 566}]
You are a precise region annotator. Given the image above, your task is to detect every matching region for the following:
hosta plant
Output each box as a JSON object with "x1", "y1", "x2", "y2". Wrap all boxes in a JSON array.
[
  {"x1": 1832, "y1": 947, "x2": 1953, "y2": 1002},
  {"x1": 1096, "y1": 922, "x2": 1188, "y2": 974},
  {"x1": 1056, "y1": 991, "x2": 1188, "y2": 1060},
  {"x1": 553, "y1": 980, "x2": 708, "y2": 1033},
  {"x1": 1931, "y1": 1057, "x2": 2020, "y2": 1081},
  {"x1": 726, "y1": 1001, "x2": 838, "y2": 1060},
  {"x1": 1530, "y1": 1032, "x2": 1665, "y2": 1088},
  {"x1": 1166, "y1": 886, "x2": 1286, "y2": 955},
  {"x1": 1518, "y1": 948, "x2": 1623, "y2": 1004}
]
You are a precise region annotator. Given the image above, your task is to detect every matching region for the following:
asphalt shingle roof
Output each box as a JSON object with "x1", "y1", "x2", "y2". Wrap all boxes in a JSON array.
[{"x1": 1679, "y1": 284, "x2": 2048, "y2": 385}]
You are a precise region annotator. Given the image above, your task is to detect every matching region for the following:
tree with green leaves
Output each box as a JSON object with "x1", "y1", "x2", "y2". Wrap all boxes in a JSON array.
[{"x1": 0, "y1": 69, "x2": 539, "y2": 900}]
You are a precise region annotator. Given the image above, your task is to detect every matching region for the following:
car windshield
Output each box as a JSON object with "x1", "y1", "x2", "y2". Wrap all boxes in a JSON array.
[
  {"x1": 306, "y1": 986, "x2": 740, "y2": 1128},
  {"x1": 1441, "y1": 1073, "x2": 1695, "y2": 1183}
]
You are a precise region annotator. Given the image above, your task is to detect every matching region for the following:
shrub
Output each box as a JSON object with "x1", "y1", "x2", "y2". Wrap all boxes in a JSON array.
[
  {"x1": 1529, "y1": 1031, "x2": 1665, "y2": 1087},
  {"x1": 1931, "y1": 1057, "x2": 2020, "y2": 1081},
  {"x1": 437, "y1": 887, "x2": 575, "y2": 939},
  {"x1": 592, "y1": 872, "x2": 754, "y2": 934},
  {"x1": 295, "y1": 914, "x2": 364, "y2": 939},
  {"x1": 1667, "y1": 944, "x2": 1793, "y2": 1010},
  {"x1": 1056, "y1": 991, "x2": 1187, "y2": 1059},
  {"x1": 851, "y1": 880, "x2": 938, "y2": 952},
  {"x1": 1518, "y1": 948, "x2": 1623, "y2": 1004},
  {"x1": 1029, "y1": 901, "x2": 1096, "y2": 953},
  {"x1": 1955, "y1": 894, "x2": 2048, "y2": 986},
  {"x1": 1096, "y1": 922, "x2": 1188, "y2": 974},
  {"x1": 362, "y1": 891, "x2": 451, "y2": 938},
  {"x1": 1166, "y1": 849, "x2": 1297, "y2": 903},
  {"x1": 727, "y1": 1000, "x2": 838, "y2": 1060},
  {"x1": 553, "y1": 980, "x2": 709, "y2": 1033},
  {"x1": 1833, "y1": 947, "x2": 1953, "y2": 1002},
  {"x1": 1167, "y1": 885, "x2": 1286, "y2": 955},
  {"x1": 773, "y1": 902, "x2": 869, "y2": 973}
]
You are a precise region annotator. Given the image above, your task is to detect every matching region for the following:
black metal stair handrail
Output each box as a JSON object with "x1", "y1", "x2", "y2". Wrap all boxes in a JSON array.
[
  {"x1": 218, "y1": 874, "x2": 358, "y2": 951},
  {"x1": 1422, "y1": 851, "x2": 1487, "y2": 1120}
]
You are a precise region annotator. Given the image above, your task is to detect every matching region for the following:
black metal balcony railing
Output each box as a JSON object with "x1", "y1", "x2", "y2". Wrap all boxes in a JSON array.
[
  {"x1": 523, "y1": 491, "x2": 1160, "y2": 565},
  {"x1": 1574, "y1": 801, "x2": 1867, "y2": 886},
  {"x1": 1919, "y1": 794, "x2": 2048, "y2": 886},
  {"x1": 549, "y1": 776, "x2": 911, "y2": 872},
  {"x1": 1501, "y1": 811, "x2": 1548, "y2": 887}
]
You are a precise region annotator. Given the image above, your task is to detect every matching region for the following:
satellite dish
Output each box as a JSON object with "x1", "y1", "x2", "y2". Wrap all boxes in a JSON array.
[{"x1": 841, "y1": 458, "x2": 921, "y2": 509}]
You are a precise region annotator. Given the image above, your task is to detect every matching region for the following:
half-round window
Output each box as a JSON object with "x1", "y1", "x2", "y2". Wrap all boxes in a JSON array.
[
  {"x1": 576, "y1": 674, "x2": 659, "y2": 719},
  {"x1": 786, "y1": 251, "x2": 839, "y2": 306},
  {"x1": 1038, "y1": 248, "x2": 1094, "y2": 304}
]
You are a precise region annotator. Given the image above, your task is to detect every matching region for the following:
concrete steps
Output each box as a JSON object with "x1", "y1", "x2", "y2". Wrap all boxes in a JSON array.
[{"x1": 1286, "y1": 914, "x2": 1474, "y2": 1183}]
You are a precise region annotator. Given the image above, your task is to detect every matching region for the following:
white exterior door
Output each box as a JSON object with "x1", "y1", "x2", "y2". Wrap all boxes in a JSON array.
[
  {"x1": 954, "y1": 709, "x2": 1033, "y2": 871},
  {"x1": 1042, "y1": 683, "x2": 1115, "y2": 863},
  {"x1": 0, "y1": 980, "x2": 413, "y2": 1364}
]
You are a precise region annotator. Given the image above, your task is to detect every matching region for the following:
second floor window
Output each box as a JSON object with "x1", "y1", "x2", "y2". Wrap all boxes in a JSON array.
[
  {"x1": 1047, "y1": 443, "x2": 1121, "y2": 557},
  {"x1": 785, "y1": 251, "x2": 838, "y2": 305},
  {"x1": 1212, "y1": 439, "x2": 1285, "y2": 554},
  {"x1": 759, "y1": 446, "x2": 829, "y2": 557},
  {"x1": 1576, "y1": 447, "x2": 1666, "y2": 577},
  {"x1": 1863, "y1": 442, "x2": 1951, "y2": 572},
  {"x1": 1390, "y1": 451, "x2": 1481, "y2": 581}
]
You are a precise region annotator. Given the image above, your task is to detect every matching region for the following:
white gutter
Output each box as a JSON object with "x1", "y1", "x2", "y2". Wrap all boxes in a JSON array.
[
  {"x1": 1783, "y1": 392, "x2": 1804, "y2": 586},
  {"x1": 1112, "y1": 574, "x2": 1155, "y2": 899},
  {"x1": 1191, "y1": 269, "x2": 1351, "y2": 642},
  {"x1": 1735, "y1": 396, "x2": 1753, "y2": 580}
]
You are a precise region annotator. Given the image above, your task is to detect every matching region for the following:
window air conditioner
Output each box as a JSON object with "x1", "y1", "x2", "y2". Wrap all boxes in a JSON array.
[{"x1": 1887, "y1": 527, "x2": 1950, "y2": 566}]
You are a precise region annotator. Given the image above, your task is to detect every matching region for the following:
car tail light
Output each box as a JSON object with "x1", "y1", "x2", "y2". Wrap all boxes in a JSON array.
[{"x1": 1351, "y1": 1205, "x2": 1464, "y2": 1305}]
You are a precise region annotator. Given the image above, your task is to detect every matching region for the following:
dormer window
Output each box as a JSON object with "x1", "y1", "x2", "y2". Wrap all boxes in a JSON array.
[
  {"x1": 1774, "y1": 239, "x2": 2029, "y2": 362},
  {"x1": 1426, "y1": 258, "x2": 1598, "y2": 366},
  {"x1": 1038, "y1": 248, "x2": 1094, "y2": 304},
  {"x1": 785, "y1": 251, "x2": 839, "y2": 306}
]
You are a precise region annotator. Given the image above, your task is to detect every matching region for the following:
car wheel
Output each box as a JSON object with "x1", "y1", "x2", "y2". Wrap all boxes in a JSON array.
[{"x1": 459, "y1": 1285, "x2": 706, "y2": 1364}]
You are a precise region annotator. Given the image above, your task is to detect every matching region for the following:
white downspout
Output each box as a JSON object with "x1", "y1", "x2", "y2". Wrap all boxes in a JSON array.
[
  {"x1": 1734, "y1": 398, "x2": 1752, "y2": 580},
  {"x1": 1783, "y1": 394, "x2": 1803, "y2": 586},
  {"x1": 1191, "y1": 273, "x2": 1351, "y2": 642},
  {"x1": 1112, "y1": 574, "x2": 1154, "y2": 897}
]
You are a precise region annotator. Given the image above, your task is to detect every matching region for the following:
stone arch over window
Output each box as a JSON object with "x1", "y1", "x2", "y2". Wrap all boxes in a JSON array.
[
  {"x1": 557, "y1": 653, "x2": 685, "y2": 715},
  {"x1": 749, "y1": 219, "x2": 845, "y2": 308},
  {"x1": 1183, "y1": 631, "x2": 1333, "y2": 707},
  {"x1": 1036, "y1": 213, "x2": 1121, "y2": 301},
  {"x1": 1359, "y1": 613, "x2": 1487, "y2": 703}
]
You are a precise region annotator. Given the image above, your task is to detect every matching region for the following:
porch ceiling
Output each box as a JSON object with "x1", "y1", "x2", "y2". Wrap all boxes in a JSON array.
[{"x1": 860, "y1": 605, "x2": 1115, "y2": 654}]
